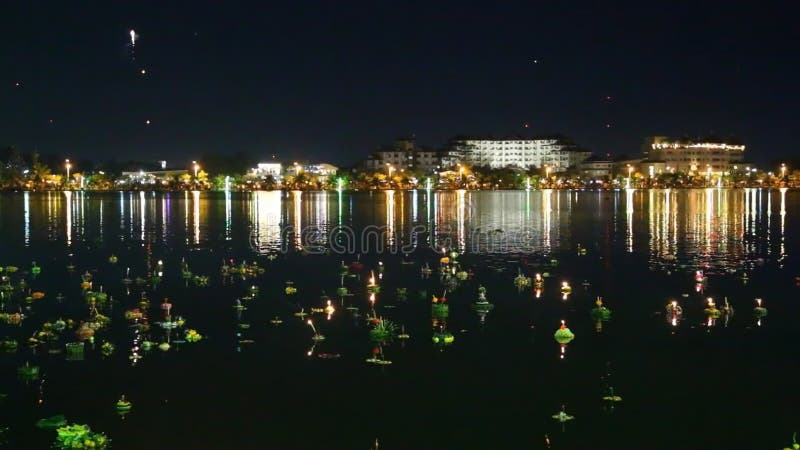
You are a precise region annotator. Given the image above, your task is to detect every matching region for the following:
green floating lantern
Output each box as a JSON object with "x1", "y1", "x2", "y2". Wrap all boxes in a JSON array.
[
  {"x1": 554, "y1": 321, "x2": 575, "y2": 344},
  {"x1": 703, "y1": 298, "x2": 721, "y2": 318},
  {"x1": 368, "y1": 318, "x2": 397, "y2": 343},
  {"x1": 65, "y1": 342, "x2": 85, "y2": 361},
  {"x1": 185, "y1": 329, "x2": 202, "y2": 343},
  {"x1": 591, "y1": 298, "x2": 612, "y2": 322},
  {"x1": 116, "y1": 396, "x2": 132, "y2": 413},
  {"x1": 754, "y1": 298, "x2": 768, "y2": 317},
  {"x1": 31, "y1": 262, "x2": 41, "y2": 275},
  {"x1": 431, "y1": 300, "x2": 449, "y2": 320},
  {"x1": 432, "y1": 332, "x2": 455, "y2": 345},
  {"x1": 782, "y1": 432, "x2": 800, "y2": 450},
  {"x1": 100, "y1": 342, "x2": 115, "y2": 356},
  {"x1": 514, "y1": 269, "x2": 531, "y2": 288},
  {"x1": 17, "y1": 362, "x2": 40, "y2": 382},
  {"x1": 54, "y1": 424, "x2": 109, "y2": 449},
  {"x1": 0, "y1": 339, "x2": 18, "y2": 353}
]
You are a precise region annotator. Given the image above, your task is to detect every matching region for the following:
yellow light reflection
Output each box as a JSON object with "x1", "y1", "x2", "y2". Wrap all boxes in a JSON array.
[
  {"x1": 457, "y1": 189, "x2": 466, "y2": 251},
  {"x1": 23, "y1": 191, "x2": 30, "y2": 246},
  {"x1": 225, "y1": 190, "x2": 232, "y2": 241},
  {"x1": 192, "y1": 190, "x2": 200, "y2": 244},
  {"x1": 625, "y1": 188, "x2": 634, "y2": 253},
  {"x1": 780, "y1": 187, "x2": 787, "y2": 259},
  {"x1": 293, "y1": 190, "x2": 302, "y2": 250},
  {"x1": 543, "y1": 189, "x2": 552, "y2": 252},
  {"x1": 140, "y1": 191, "x2": 146, "y2": 243},
  {"x1": 385, "y1": 190, "x2": 395, "y2": 247},
  {"x1": 64, "y1": 191, "x2": 72, "y2": 246},
  {"x1": 251, "y1": 190, "x2": 282, "y2": 253}
]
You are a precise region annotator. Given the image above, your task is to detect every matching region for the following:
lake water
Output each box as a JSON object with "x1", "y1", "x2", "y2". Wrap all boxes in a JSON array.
[{"x1": 0, "y1": 189, "x2": 797, "y2": 449}]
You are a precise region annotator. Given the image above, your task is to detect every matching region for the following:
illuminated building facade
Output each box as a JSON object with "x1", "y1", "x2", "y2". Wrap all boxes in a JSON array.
[
  {"x1": 447, "y1": 136, "x2": 589, "y2": 172},
  {"x1": 363, "y1": 138, "x2": 440, "y2": 173},
  {"x1": 644, "y1": 136, "x2": 745, "y2": 174}
]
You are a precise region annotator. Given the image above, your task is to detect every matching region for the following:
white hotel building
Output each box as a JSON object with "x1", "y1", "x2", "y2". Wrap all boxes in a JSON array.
[
  {"x1": 644, "y1": 136, "x2": 745, "y2": 174},
  {"x1": 447, "y1": 136, "x2": 590, "y2": 171}
]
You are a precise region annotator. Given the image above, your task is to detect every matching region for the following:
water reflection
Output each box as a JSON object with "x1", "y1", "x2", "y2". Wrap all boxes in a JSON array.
[
  {"x1": 192, "y1": 190, "x2": 200, "y2": 244},
  {"x1": 23, "y1": 191, "x2": 30, "y2": 246},
  {"x1": 64, "y1": 191, "x2": 72, "y2": 246},
  {"x1": 250, "y1": 191, "x2": 282, "y2": 254},
  {"x1": 0, "y1": 190, "x2": 793, "y2": 272},
  {"x1": 385, "y1": 190, "x2": 395, "y2": 247},
  {"x1": 780, "y1": 188, "x2": 787, "y2": 263},
  {"x1": 645, "y1": 189, "x2": 789, "y2": 271}
]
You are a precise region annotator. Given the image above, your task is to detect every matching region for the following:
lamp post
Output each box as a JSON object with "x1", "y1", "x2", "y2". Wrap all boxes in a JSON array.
[
  {"x1": 192, "y1": 161, "x2": 199, "y2": 178},
  {"x1": 65, "y1": 159, "x2": 72, "y2": 188},
  {"x1": 781, "y1": 163, "x2": 787, "y2": 179},
  {"x1": 386, "y1": 163, "x2": 394, "y2": 178}
]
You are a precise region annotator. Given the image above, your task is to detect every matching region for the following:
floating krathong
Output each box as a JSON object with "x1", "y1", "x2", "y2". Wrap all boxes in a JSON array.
[
  {"x1": 185, "y1": 329, "x2": 202, "y2": 343},
  {"x1": 431, "y1": 293, "x2": 449, "y2": 319},
  {"x1": 703, "y1": 298, "x2": 720, "y2": 318},
  {"x1": 431, "y1": 332, "x2": 454, "y2": 345},
  {"x1": 554, "y1": 320, "x2": 575, "y2": 345},
  {"x1": 17, "y1": 362, "x2": 40, "y2": 382},
  {"x1": 591, "y1": 297, "x2": 612, "y2": 322},
  {"x1": 368, "y1": 317, "x2": 397, "y2": 343},
  {"x1": 514, "y1": 269, "x2": 531, "y2": 288},
  {"x1": 115, "y1": 395, "x2": 132, "y2": 412},
  {"x1": 54, "y1": 424, "x2": 109, "y2": 449},
  {"x1": 307, "y1": 319, "x2": 325, "y2": 341},
  {"x1": 602, "y1": 387, "x2": 623, "y2": 403},
  {"x1": 754, "y1": 298, "x2": 768, "y2": 317},
  {"x1": 100, "y1": 341, "x2": 115, "y2": 356},
  {"x1": 552, "y1": 405, "x2": 575, "y2": 423},
  {"x1": 694, "y1": 270, "x2": 705, "y2": 283}
]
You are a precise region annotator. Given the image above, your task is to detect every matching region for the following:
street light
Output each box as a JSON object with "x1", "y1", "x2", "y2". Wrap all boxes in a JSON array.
[
  {"x1": 781, "y1": 163, "x2": 787, "y2": 178},
  {"x1": 192, "y1": 160, "x2": 199, "y2": 178},
  {"x1": 386, "y1": 163, "x2": 394, "y2": 178}
]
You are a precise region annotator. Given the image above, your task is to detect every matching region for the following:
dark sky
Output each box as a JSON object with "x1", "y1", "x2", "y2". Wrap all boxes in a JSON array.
[{"x1": 1, "y1": 1, "x2": 796, "y2": 167}]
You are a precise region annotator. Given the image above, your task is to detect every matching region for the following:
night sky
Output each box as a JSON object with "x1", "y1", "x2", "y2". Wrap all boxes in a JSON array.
[{"x1": 1, "y1": 2, "x2": 796, "y2": 166}]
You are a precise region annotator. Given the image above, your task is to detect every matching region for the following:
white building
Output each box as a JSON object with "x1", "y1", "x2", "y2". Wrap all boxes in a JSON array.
[
  {"x1": 363, "y1": 138, "x2": 441, "y2": 173},
  {"x1": 579, "y1": 156, "x2": 614, "y2": 178},
  {"x1": 252, "y1": 163, "x2": 283, "y2": 180},
  {"x1": 644, "y1": 136, "x2": 745, "y2": 174},
  {"x1": 448, "y1": 136, "x2": 589, "y2": 172},
  {"x1": 303, "y1": 163, "x2": 338, "y2": 176}
]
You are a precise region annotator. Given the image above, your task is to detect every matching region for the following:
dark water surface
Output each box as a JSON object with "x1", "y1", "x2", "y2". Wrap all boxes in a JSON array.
[{"x1": 0, "y1": 189, "x2": 798, "y2": 449}]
